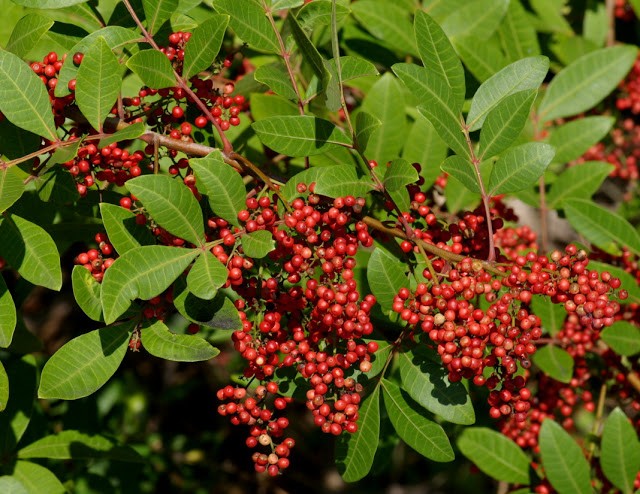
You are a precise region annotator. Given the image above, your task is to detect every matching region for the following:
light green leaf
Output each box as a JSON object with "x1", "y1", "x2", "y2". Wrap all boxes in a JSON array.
[
  {"x1": 12, "y1": 461, "x2": 65, "y2": 494},
  {"x1": 250, "y1": 93, "x2": 298, "y2": 121},
  {"x1": 392, "y1": 64, "x2": 467, "y2": 157},
  {"x1": 271, "y1": 0, "x2": 304, "y2": 8},
  {"x1": 488, "y1": 142, "x2": 555, "y2": 195},
  {"x1": 126, "y1": 175, "x2": 204, "y2": 246},
  {"x1": 99, "y1": 202, "x2": 155, "y2": 255},
  {"x1": 383, "y1": 158, "x2": 418, "y2": 212},
  {"x1": 0, "y1": 361, "x2": 7, "y2": 412},
  {"x1": 601, "y1": 322, "x2": 640, "y2": 357},
  {"x1": 546, "y1": 161, "x2": 614, "y2": 209},
  {"x1": 141, "y1": 319, "x2": 219, "y2": 362},
  {"x1": 530, "y1": 295, "x2": 565, "y2": 336},
  {"x1": 563, "y1": 198, "x2": 640, "y2": 256},
  {"x1": 454, "y1": 35, "x2": 507, "y2": 83},
  {"x1": 0, "y1": 49, "x2": 57, "y2": 141},
  {"x1": 297, "y1": 0, "x2": 351, "y2": 31},
  {"x1": 532, "y1": 345, "x2": 574, "y2": 383},
  {"x1": 367, "y1": 247, "x2": 409, "y2": 312},
  {"x1": 183, "y1": 14, "x2": 229, "y2": 80},
  {"x1": 142, "y1": 0, "x2": 178, "y2": 35},
  {"x1": 0, "y1": 265, "x2": 16, "y2": 349},
  {"x1": 414, "y1": 10, "x2": 464, "y2": 107},
  {"x1": 398, "y1": 347, "x2": 475, "y2": 425},
  {"x1": 0, "y1": 477, "x2": 27, "y2": 494},
  {"x1": 313, "y1": 165, "x2": 373, "y2": 198},
  {"x1": 213, "y1": 0, "x2": 280, "y2": 54},
  {"x1": 0, "y1": 356, "x2": 36, "y2": 454},
  {"x1": 539, "y1": 45, "x2": 637, "y2": 122},
  {"x1": 350, "y1": 0, "x2": 417, "y2": 57},
  {"x1": 529, "y1": 0, "x2": 573, "y2": 35},
  {"x1": 479, "y1": 89, "x2": 537, "y2": 159},
  {"x1": 254, "y1": 63, "x2": 299, "y2": 101},
  {"x1": 601, "y1": 408, "x2": 640, "y2": 494},
  {"x1": 325, "y1": 56, "x2": 378, "y2": 82},
  {"x1": 6, "y1": 13, "x2": 54, "y2": 58},
  {"x1": 549, "y1": 116, "x2": 614, "y2": 164},
  {"x1": 126, "y1": 50, "x2": 175, "y2": 89},
  {"x1": 539, "y1": 419, "x2": 592, "y2": 494},
  {"x1": 0, "y1": 214, "x2": 61, "y2": 290},
  {"x1": 497, "y1": 0, "x2": 541, "y2": 63},
  {"x1": 551, "y1": 35, "x2": 599, "y2": 67},
  {"x1": 457, "y1": 427, "x2": 530, "y2": 483},
  {"x1": 252, "y1": 115, "x2": 352, "y2": 157},
  {"x1": 335, "y1": 384, "x2": 380, "y2": 482},
  {"x1": 18, "y1": 430, "x2": 143, "y2": 463},
  {"x1": 190, "y1": 151, "x2": 246, "y2": 226},
  {"x1": 355, "y1": 111, "x2": 381, "y2": 151},
  {"x1": 98, "y1": 122, "x2": 146, "y2": 148},
  {"x1": 75, "y1": 37, "x2": 122, "y2": 132},
  {"x1": 467, "y1": 56, "x2": 549, "y2": 131},
  {"x1": 8, "y1": 0, "x2": 87, "y2": 7},
  {"x1": 101, "y1": 246, "x2": 199, "y2": 324},
  {"x1": 381, "y1": 378, "x2": 454, "y2": 462},
  {"x1": 441, "y1": 0, "x2": 509, "y2": 41},
  {"x1": 241, "y1": 230, "x2": 275, "y2": 259},
  {"x1": 71, "y1": 265, "x2": 103, "y2": 322},
  {"x1": 402, "y1": 113, "x2": 448, "y2": 190},
  {"x1": 38, "y1": 322, "x2": 133, "y2": 400},
  {"x1": 186, "y1": 250, "x2": 227, "y2": 300},
  {"x1": 441, "y1": 155, "x2": 479, "y2": 194},
  {"x1": 583, "y1": 3, "x2": 608, "y2": 48}
]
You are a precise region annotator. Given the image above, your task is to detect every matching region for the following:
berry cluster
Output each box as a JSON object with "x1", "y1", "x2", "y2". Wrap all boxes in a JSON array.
[
  {"x1": 29, "y1": 51, "x2": 75, "y2": 128},
  {"x1": 74, "y1": 233, "x2": 115, "y2": 282}
]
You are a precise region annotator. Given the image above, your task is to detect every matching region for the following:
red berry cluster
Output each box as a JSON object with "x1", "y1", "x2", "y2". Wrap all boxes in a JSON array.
[
  {"x1": 74, "y1": 233, "x2": 115, "y2": 282},
  {"x1": 30, "y1": 51, "x2": 75, "y2": 128},
  {"x1": 614, "y1": 0, "x2": 635, "y2": 21}
]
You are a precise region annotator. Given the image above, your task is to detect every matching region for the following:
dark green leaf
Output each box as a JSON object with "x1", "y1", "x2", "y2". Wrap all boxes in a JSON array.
[
  {"x1": 441, "y1": 0, "x2": 509, "y2": 40},
  {"x1": 101, "y1": 246, "x2": 199, "y2": 324},
  {"x1": 497, "y1": 0, "x2": 541, "y2": 63},
  {"x1": 0, "y1": 356, "x2": 37, "y2": 454},
  {"x1": 313, "y1": 165, "x2": 373, "y2": 198},
  {"x1": 402, "y1": 113, "x2": 448, "y2": 189},
  {"x1": 381, "y1": 378, "x2": 454, "y2": 462},
  {"x1": 546, "y1": 162, "x2": 614, "y2": 209},
  {"x1": 0, "y1": 274, "x2": 16, "y2": 349},
  {"x1": 183, "y1": 14, "x2": 229, "y2": 80},
  {"x1": 126, "y1": 49, "x2": 175, "y2": 89},
  {"x1": 213, "y1": 0, "x2": 280, "y2": 54},
  {"x1": 173, "y1": 282, "x2": 242, "y2": 330},
  {"x1": 457, "y1": 427, "x2": 530, "y2": 484},
  {"x1": 335, "y1": 384, "x2": 380, "y2": 482},
  {"x1": 539, "y1": 419, "x2": 592, "y2": 494},
  {"x1": 539, "y1": 45, "x2": 637, "y2": 122},
  {"x1": 38, "y1": 322, "x2": 133, "y2": 400},
  {"x1": 142, "y1": 0, "x2": 178, "y2": 35},
  {"x1": 250, "y1": 93, "x2": 298, "y2": 121},
  {"x1": 601, "y1": 322, "x2": 640, "y2": 357},
  {"x1": 383, "y1": 158, "x2": 419, "y2": 212},
  {"x1": 367, "y1": 247, "x2": 408, "y2": 312},
  {"x1": 0, "y1": 48, "x2": 57, "y2": 141},
  {"x1": 563, "y1": 198, "x2": 640, "y2": 256},
  {"x1": 126, "y1": 175, "x2": 204, "y2": 246},
  {"x1": 254, "y1": 63, "x2": 299, "y2": 101},
  {"x1": 190, "y1": 151, "x2": 246, "y2": 226},
  {"x1": 141, "y1": 319, "x2": 219, "y2": 362},
  {"x1": 441, "y1": 155, "x2": 481, "y2": 194},
  {"x1": 488, "y1": 142, "x2": 555, "y2": 195},
  {"x1": 549, "y1": 116, "x2": 614, "y2": 163},
  {"x1": 601, "y1": 408, "x2": 640, "y2": 494},
  {"x1": 532, "y1": 345, "x2": 574, "y2": 383},
  {"x1": 0, "y1": 362, "x2": 7, "y2": 412},
  {"x1": 75, "y1": 36, "x2": 122, "y2": 132},
  {"x1": 71, "y1": 265, "x2": 103, "y2": 322},
  {"x1": 530, "y1": 295, "x2": 565, "y2": 336},
  {"x1": 186, "y1": 250, "x2": 227, "y2": 300},
  {"x1": 100, "y1": 202, "x2": 155, "y2": 255},
  {"x1": 11, "y1": 462, "x2": 65, "y2": 494},
  {"x1": 241, "y1": 230, "x2": 275, "y2": 259},
  {"x1": 355, "y1": 111, "x2": 380, "y2": 151},
  {"x1": 0, "y1": 120, "x2": 40, "y2": 160},
  {"x1": 6, "y1": 13, "x2": 54, "y2": 58},
  {"x1": 0, "y1": 214, "x2": 61, "y2": 290}
]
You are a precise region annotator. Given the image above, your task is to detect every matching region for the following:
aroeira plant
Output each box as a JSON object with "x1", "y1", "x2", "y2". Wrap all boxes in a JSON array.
[{"x1": 0, "y1": 0, "x2": 639, "y2": 492}]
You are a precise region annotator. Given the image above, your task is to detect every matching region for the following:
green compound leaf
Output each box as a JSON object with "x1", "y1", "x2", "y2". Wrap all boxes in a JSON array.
[
  {"x1": 563, "y1": 198, "x2": 640, "y2": 256},
  {"x1": 71, "y1": 266, "x2": 103, "y2": 322},
  {"x1": 11, "y1": 461, "x2": 65, "y2": 494},
  {"x1": 601, "y1": 321, "x2": 640, "y2": 357},
  {"x1": 539, "y1": 45, "x2": 637, "y2": 122},
  {"x1": 458, "y1": 427, "x2": 530, "y2": 484},
  {"x1": 6, "y1": 13, "x2": 54, "y2": 58},
  {"x1": 313, "y1": 165, "x2": 374, "y2": 199},
  {"x1": 141, "y1": 319, "x2": 219, "y2": 362},
  {"x1": 142, "y1": 0, "x2": 178, "y2": 35},
  {"x1": 398, "y1": 347, "x2": 475, "y2": 425},
  {"x1": 441, "y1": 155, "x2": 480, "y2": 194},
  {"x1": 75, "y1": 36, "x2": 122, "y2": 132},
  {"x1": 0, "y1": 214, "x2": 61, "y2": 290},
  {"x1": 393, "y1": 63, "x2": 467, "y2": 158},
  {"x1": 488, "y1": 142, "x2": 555, "y2": 195},
  {"x1": 0, "y1": 49, "x2": 57, "y2": 141},
  {"x1": 441, "y1": 0, "x2": 509, "y2": 41},
  {"x1": 252, "y1": 115, "x2": 351, "y2": 157},
  {"x1": 0, "y1": 356, "x2": 37, "y2": 454},
  {"x1": 539, "y1": 419, "x2": 592, "y2": 494},
  {"x1": 38, "y1": 322, "x2": 133, "y2": 400},
  {"x1": 467, "y1": 56, "x2": 549, "y2": 131},
  {"x1": 213, "y1": 0, "x2": 279, "y2": 54},
  {"x1": 546, "y1": 161, "x2": 614, "y2": 209},
  {"x1": 0, "y1": 477, "x2": 27, "y2": 494},
  {"x1": 381, "y1": 378, "x2": 454, "y2": 462},
  {"x1": 101, "y1": 246, "x2": 199, "y2": 325},
  {"x1": 335, "y1": 384, "x2": 380, "y2": 482},
  {"x1": 0, "y1": 362, "x2": 7, "y2": 412},
  {"x1": 99, "y1": 202, "x2": 155, "y2": 255},
  {"x1": 18, "y1": 430, "x2": 143, "y2": 463},
  {"x1": 183, "y1": 14, "x2": 229, "y2": 80},
  {"x1": 186, "y1": 250, "x2": 227, "y2": 300},
  {"x1": 532, "y1": 345, "x2": 574, "y2": 383},
  {"x1": 548, "y1": 116, "x2": 614, "y2": 164},
  {"x1": 126, "y1": 50, "x2": 175, "y2": 90},
  {"x1": 479, "y1": 89, "x2": 537, "y2": 159},
  {"x1": 0, "y1": 275, "x2": 16, "y2": 348},
  {"x1": 414, "y1": 10, "x2": 465, "y2": 108},
  {"x1": 126, "y1": 175, "x2": 205, "y2": 247},
  {"x1": 241, "y1": 230, "x2": 275, "y2": 259},
  {"x1": 190, "y1": 151, "x2": 246, "y2": 227},
  {"x1": 383, "y1": 158, "x2": 419, "y2": 212},
  {"x1": 367, "y1": 247, "x2": 409, "y2": 312},
  {"x1": 601, "y1": 407, "x2": 640, "y2": 494},
  {"x1": 355, "y1": 111, "x2": 381, "y2": 152},
  {"x1": 530, "y1": 295, "x2": 565, "y2": 336},
  {"x1": 254, "y1": 63, "x2": 299, "y2": 101},
  {"x1": 98, "y1": 122, "x2": 146, "y2": 148}
]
